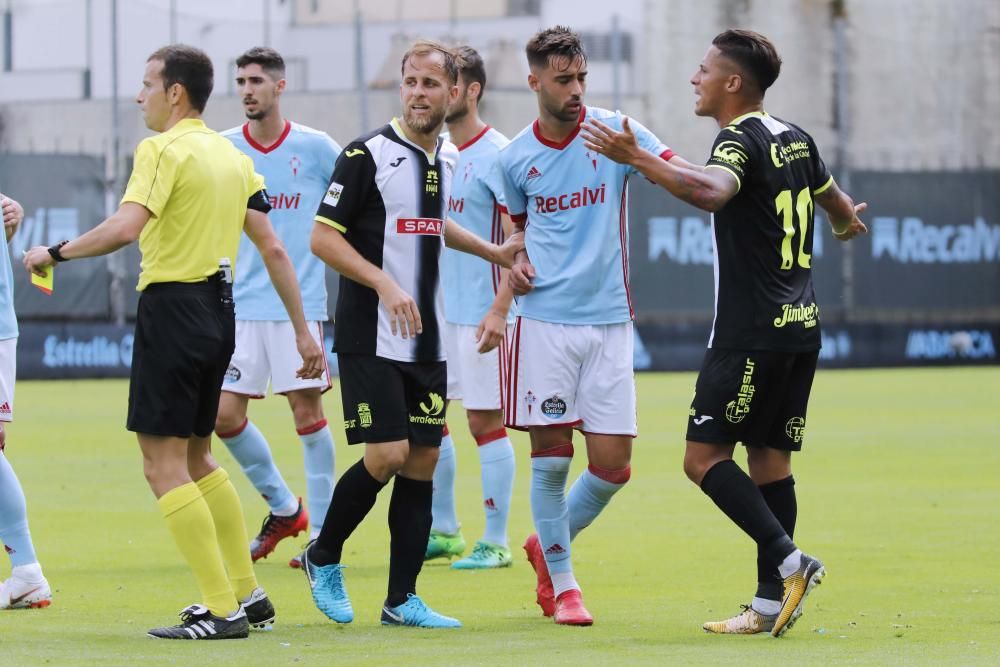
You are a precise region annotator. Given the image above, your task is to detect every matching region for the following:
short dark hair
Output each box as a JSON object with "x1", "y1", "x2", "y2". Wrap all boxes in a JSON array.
[
  {"x1": 455, "y1": 45, "x2": 486, "y2": 103},
  {"x1": 525, "y1": 25, "x2": 587, "y2": 71},
  {"x1": 148, "y1": 44, "x2": 214, "y2": 112},
  {"x1": 712, "y1": 29, "x2": 782, "y2": 94},
  {"x1": 236, "y1": 46, "x2": 286, "y2": 79},
  {"x1": 400, "y1": 40, "x2": 458, "y2": 84}
]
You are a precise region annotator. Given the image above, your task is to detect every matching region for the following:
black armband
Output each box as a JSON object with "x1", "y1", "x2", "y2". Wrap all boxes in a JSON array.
[
  {"x1": 48, "y1": 240, "x2": 70, "y2": 262},
  {"x1": 247, "y1": 189, "x2": 273, "y2": 214}
]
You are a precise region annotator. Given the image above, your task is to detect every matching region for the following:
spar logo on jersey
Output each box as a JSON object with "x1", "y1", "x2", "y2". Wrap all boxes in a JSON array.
[
  {"x1": 323, "y1": 182, "x2": 344, "y2": 207},
  {"x1": 534, "y1": 184, "x2": 606, "y2": 214},
  {"x1": 397, "y1": 218, "x2": 444, "y2": 235}
]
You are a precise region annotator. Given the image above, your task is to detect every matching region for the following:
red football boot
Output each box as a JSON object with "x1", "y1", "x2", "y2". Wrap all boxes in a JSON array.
[
  {"x1": 249, "y1": 498, "x2": 309, "y2": 562},
  {"x1": 523, "y1": 534, "x2": 556, "y2": 617},
  {"x1": 553, "y1": 589, "x2": 593, "y2": 626}
]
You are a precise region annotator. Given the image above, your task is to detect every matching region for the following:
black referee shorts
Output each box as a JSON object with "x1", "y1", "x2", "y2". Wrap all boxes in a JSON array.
[
  {"x1": 127, "y1": 280, "x2": 235, "y2": 438},
  {"x1": 686, "y1": 348, "x2": 819, "y2": 451},
  {"x1": 338, "y1": 353, "x2": 447, "y2": 446}
]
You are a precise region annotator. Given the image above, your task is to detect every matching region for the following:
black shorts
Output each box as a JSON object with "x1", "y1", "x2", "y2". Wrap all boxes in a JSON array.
[
  {"x1": 127, "y1": 280, "x2": 235, "y2": 438},
  {"x1": 338, "y1": 353, "x2": 447, "y2": 446},
  {"x1": 685, "y1": 348, "x2": 818, "y2": 451}
]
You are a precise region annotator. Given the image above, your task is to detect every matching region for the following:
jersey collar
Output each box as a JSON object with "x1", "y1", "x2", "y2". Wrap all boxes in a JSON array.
[
  {"x1": 728, "y1": 110, "x2": 768, "y2": 126},
  {"x1": 456, "y1": 124, "x2": 491, "y2": 152},
  {"x1": 242, "y1": 120, "x2": 292, "y2": 154},
  {"x1": 532, "y1": 106, "x2": 586, "y2": 150},
  {"x1": 390, "y1": 117, "x2": 440, "y2": 163}
]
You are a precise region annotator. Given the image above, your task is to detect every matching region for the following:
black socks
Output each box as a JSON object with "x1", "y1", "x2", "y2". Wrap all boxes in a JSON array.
[
  {"x1": 386, "y1": 475, "x2": 433, "y2": 608},
  {"x1": 310, "y1": 458, "x2": 387, "y2": 566}
]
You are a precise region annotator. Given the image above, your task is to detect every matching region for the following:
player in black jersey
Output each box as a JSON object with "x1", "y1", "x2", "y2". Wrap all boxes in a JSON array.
[
  {"x1": 302, "y1": 40, "x2": 522, "y2": 629},
  {"x1": 581, "y1": 29, "x2": 867, "y2": 637}
]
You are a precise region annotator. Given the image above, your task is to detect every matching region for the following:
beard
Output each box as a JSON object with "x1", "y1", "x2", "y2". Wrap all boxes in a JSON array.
[
  {"x1": 445, "y1": 100, "x2": 469, "y2": 124},
  {"x1": 404, "y1": 104, "x2": 446, "y2": 135},
  {"x1": 542, "y1": 97, "x2": 581, "y2": 123}
]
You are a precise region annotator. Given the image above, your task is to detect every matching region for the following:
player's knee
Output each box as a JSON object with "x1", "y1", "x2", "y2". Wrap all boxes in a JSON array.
[
  {"x1": 465, "y1": 409, "x2": 502, "y2": 437},
  {"x1": 683, "y1": 449, "x2": 712, "y2": 485},
  {"x1": 214, "y1": 411, "x2": 246, "y2": 437},
  {"x1": 365, "y1": 444, "x2": 410, "y2": 480}
]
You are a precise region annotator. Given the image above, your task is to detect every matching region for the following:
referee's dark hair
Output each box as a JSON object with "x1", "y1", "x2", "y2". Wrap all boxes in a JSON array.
[
  {"x1": 525, "y1": 25, "x2": 587, "y2": 71},
  {"x1": 712, "y1": 29, "x2": 782, "y2": 95},
  {"x1": 400, "y1": 40, "x2": 458, "y2": 84},
  {"x1": 455, "y1": 46, "x2": 486, "y2": 103},
  {"x1": 149, "y1": 44, "x2": 214, "y2": 113},
  {"x1": 236, "y1": 46, "x2": 286, "y2": 80}
]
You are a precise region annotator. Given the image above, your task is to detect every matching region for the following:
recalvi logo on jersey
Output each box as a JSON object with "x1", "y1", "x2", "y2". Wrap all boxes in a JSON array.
[
  {"x1": 534, "y1": 184, "x2": 606, "y2": 213},
  {"x1": 396, "y1": 218, "x2": 443, "y2": 235}
]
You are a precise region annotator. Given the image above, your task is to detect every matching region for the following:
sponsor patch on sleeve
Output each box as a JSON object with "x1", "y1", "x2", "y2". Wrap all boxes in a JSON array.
[{"x1": 323, "y1": 182, "x2": 344, "y2": 207}]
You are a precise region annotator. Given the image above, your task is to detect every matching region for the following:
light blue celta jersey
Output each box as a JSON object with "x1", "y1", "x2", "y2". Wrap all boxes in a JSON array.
[
  {"x1": 498, "y1": 106, "x2": 673, "y2": 325},
  {"x1": 222, "y1": 121, "x2": 341, "y2": 321},
  {"x1": 0, "y1": 221, "x2": 16, "y2": 340},
  {"x1": 441, "y1": 126, "x2": 513, "y2": 326}
]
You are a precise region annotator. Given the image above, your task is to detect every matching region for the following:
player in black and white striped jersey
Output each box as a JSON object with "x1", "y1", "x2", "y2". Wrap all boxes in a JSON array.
[{"x1": 301, "y1": 40, "x2": 522, "y2": 629}]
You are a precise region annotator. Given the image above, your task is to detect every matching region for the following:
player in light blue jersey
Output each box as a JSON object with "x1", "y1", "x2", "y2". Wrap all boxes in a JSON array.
[
  {"x1": 215, "y1": 48, "x2": 341, "y2": 568},
  {"x1": 498, "y1": 26, "x2": 696, "y2": 626},
  {"x1": 0, "y1": 193, "x2": 51, "y2": 609},
  {"x1": 426, "y1": 46, "x2": 517, "y2": 570}
]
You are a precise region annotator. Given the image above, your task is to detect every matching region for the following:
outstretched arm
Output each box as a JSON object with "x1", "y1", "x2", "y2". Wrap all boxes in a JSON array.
[
  {"x1": 444, "y1": 217, "x2": 523, "y2": 268},
  {"x1": 814, "y1": 180, "x2": 868, "y2": 241},
  {"x1": 23, "y1": 202, "x2": 150, "y2": 276},
  {"x1": 582, "y1": 116, "x2": 738, "y2": 212},
  {"x1": 244, "y1": 209, "x2": 324, "y2": 378}
]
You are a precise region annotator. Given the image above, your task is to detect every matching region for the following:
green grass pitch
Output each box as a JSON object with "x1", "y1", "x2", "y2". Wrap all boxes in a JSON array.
[{"x1": 2, "y1": 367, "x2": 997, "y2": 665}]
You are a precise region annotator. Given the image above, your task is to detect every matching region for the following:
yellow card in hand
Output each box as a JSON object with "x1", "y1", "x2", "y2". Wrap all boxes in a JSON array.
[{"x1": 31, "y1": 268, "x2": 53, "y2": 295}]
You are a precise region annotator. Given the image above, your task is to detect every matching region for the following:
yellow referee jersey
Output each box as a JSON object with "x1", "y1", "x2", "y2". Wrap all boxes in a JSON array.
[{"x1": 121, "y1": 118, "x2": 265, "y2": 291}]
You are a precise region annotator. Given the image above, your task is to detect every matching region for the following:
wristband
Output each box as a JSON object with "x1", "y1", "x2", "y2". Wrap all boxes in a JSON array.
[{"x1": 48, "y1": 240, "x2": 70, "y2": 262}]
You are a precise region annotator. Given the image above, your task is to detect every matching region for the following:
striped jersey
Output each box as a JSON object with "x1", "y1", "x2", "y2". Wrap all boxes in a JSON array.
[
  {"x1": 704, "y1": 111, "x2": 832, "y2": 352},
  {"x1": 441, "y1": 125, "x2": 513, "y2": 326},
  {"x1": 221, "y1": 120, "x2": 341, "y2": 321},
  {"x1": 315, "y1": 118, "x2": 458, "y2": 362},
  {"x1": 498, "y1": 106, "x2": 673, "y2": 325}
]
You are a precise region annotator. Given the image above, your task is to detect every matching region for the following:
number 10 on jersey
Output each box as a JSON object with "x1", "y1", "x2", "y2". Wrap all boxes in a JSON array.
[{"x1": 775, "y1": 187, "x2": 813, "y2": 270}]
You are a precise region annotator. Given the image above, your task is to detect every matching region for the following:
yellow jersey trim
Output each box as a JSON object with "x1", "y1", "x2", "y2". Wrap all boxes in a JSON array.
[
  {"x1": 812, "y1": 175, "x2": 834, "y2": 195},
  {"x1": 315, "y1": 215, "x2": 346, "y2": 233},
  {"x1": 390, "y1": 117, "x2": 437, "y2": 163},
  {"x1": 706, "y1": 164, "x2": 742, "y2": 193}
]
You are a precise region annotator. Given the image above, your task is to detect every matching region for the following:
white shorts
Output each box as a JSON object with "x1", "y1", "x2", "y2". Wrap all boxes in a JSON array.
[
  {"x1": 0, "y1": 338, "x2": 14, "y2": 423},
  {"x1": 222, "y1": 321, "x2": 331, "y2": 397},
  {"x1": 504, "y1": 318, "x2": 636, "y2": 436},
  {"x1": 444, "y1": 322, "x2": 510, "y2": 411}
]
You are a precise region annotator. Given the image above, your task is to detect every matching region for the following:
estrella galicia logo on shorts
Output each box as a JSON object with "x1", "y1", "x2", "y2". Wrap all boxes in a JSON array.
[
  {"x1": 785, "y1": 417, "x2": 806, "y2": 443},
  {"x1": 411, "y1": 392, "x2": 445, "y2": 426},
  {"x1": 224, "y1": 365, "x2": 241, "y2": 383},
  {"x1": 541, "y1": 395, "x2": 567, "y2": 420}
]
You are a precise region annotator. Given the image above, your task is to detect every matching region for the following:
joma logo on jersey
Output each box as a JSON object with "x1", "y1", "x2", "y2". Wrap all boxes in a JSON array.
[
  {"x1": 773, "y1": 303, "x2": 819, "y2": 329},
  {"x1": 268, "y1": 192, "x2": 301, "y2": 209},
  {"x1": 534, "y1": 184, "x2": 606, "y2": 213},
  {"x1": 397, "y1": 218, "x2": 443, "y2": 235},
  {"x1": 448, "y1": 197, "x2": 464, "y2": 214}
]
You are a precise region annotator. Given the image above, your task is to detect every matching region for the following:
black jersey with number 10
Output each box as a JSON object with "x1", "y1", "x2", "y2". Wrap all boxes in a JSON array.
[{"x1": 703, "y1": 111, "x2": 834, "y2": 352}]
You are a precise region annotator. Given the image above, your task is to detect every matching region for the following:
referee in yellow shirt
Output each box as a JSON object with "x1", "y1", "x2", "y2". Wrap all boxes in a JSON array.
[{"x1": 23, "y1": 45, "x2": 324, "y2": 640}]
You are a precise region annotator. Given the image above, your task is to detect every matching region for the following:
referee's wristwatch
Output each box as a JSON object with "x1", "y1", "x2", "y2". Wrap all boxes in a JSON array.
[{"x1": 47, "y1": 240, "x2": 70, "y2": 262}]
